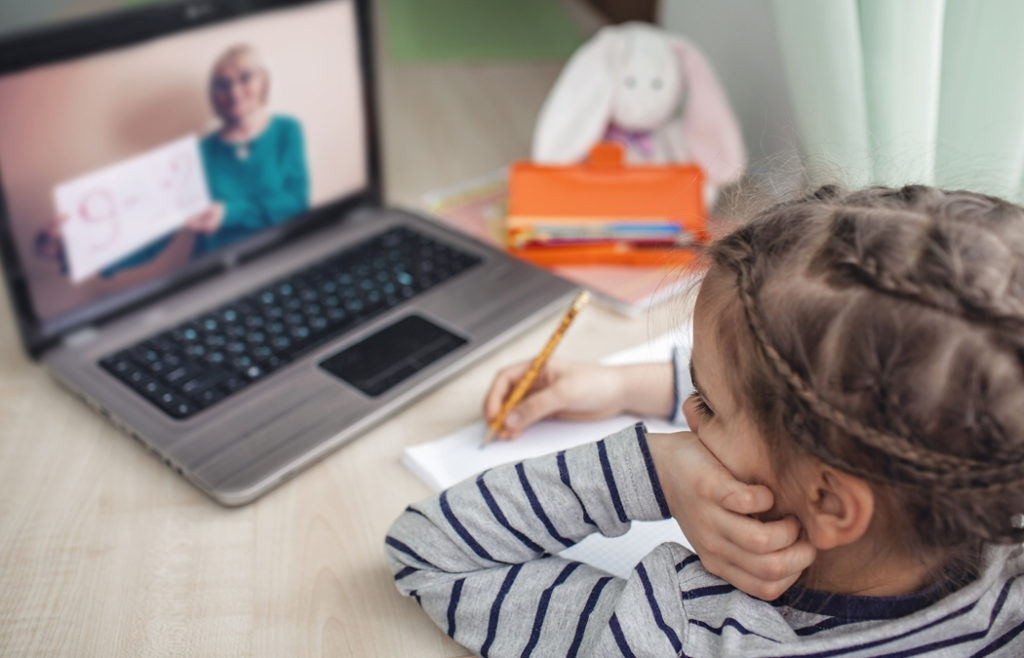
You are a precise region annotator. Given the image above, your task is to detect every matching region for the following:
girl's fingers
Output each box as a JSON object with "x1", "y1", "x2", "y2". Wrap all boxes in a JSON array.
[
  {"x1": 699, "y1": 534, "x2": 816, "y2": 600},
  {"x1": 724, "y1": 540, "x2": 816, "y2": 596},
  {"x1": 483, "y1": 363, "x2": 530, "y2": 420},
  {"x1": 718, "y1": 512, "x2": 803, "y2": 555},
  {"x1": 671, "y1": 435, "x2": 773, "y2": 516},
  {"x1": 503, "y1": 387, "x2": 565, "y2": 433},
  {"x1": 718, "y1": 483, "x2": 774, "y2": 516},
  {"x1": 703, "y1": 558, "x2": 805, "y2": 602},
  {"x1": 484, "y1": 361, "x2": 562, "y2": 421}
]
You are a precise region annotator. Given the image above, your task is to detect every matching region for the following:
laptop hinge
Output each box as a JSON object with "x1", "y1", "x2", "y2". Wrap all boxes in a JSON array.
[{"x1": 62, "y1": 326, "x2": 99, "y2": 348}]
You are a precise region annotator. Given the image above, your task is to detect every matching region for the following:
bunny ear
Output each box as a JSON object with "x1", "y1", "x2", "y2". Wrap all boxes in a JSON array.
[
  {"x1": 665, "y1": 35, "x2": 746, "y2": 185},
  {"x1": 532, "y1": 27, "x2": 622, "y2": 164}
]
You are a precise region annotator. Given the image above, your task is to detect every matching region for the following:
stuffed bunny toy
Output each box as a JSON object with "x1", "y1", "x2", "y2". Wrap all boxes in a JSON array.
[{"x1": 532, "y1": 22, "x2": 746, "y2": 189}]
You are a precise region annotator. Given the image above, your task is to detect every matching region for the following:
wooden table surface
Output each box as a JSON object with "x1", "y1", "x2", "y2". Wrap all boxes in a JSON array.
[{"x1": 0, "y1": 6, "x2": 688, "y2": 656}]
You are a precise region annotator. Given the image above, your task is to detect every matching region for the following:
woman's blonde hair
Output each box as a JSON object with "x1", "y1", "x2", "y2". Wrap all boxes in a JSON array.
[{"x1": 705, "y1": 184, "x2": 1024, "y2": 556}]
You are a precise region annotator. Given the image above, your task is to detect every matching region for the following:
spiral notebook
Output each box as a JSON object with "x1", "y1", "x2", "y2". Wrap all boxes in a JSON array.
[{"x1": 401, "y1": 332, "x2": 696, "y2": 578}]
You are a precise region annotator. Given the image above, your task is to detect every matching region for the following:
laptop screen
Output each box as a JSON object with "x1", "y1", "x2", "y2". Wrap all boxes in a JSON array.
[{"x1": 0, "y1": 0, "x2": 370, "y2": 346}]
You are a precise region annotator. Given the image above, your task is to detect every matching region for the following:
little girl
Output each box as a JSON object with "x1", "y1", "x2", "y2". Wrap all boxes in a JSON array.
[{"x1": 386, "y1": 185, "x2": 1024, "y2": 656}]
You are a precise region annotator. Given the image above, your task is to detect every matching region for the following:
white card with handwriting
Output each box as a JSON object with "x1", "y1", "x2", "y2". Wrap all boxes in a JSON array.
[{"x1": 55, "y1": 134, "x2": 210, "y2": 282}]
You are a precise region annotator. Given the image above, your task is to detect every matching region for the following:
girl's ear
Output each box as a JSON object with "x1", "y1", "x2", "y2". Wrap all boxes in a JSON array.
[
  {"x1": 663, "y1": 35, "x2": 746, "y2": 185},
  {"x1": 532, "y1": 26, "x2": 621, "y2": 164},
  {"x1": 800, "y1": 467, "x2": 875, "y2": 551}
]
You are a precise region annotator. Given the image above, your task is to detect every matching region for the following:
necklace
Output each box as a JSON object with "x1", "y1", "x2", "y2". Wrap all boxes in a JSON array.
[{"x1": 235, "y1": 143, "x2": 250, "y2": 160}]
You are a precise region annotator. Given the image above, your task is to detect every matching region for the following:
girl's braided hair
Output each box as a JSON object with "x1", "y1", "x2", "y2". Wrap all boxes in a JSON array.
[{"x1": 706, "y1": 184, "x2": 1024, "y2": 549}]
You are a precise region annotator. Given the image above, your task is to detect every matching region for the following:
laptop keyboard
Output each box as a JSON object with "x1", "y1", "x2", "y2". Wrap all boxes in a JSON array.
[{"x1": 99, "y1": 226, "x2": 481, "y2": 420}]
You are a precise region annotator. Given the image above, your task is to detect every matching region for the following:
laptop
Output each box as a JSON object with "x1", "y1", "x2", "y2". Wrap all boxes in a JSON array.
[{"x1": 0, "y1": 0, "x2": 576, "y2": 505}]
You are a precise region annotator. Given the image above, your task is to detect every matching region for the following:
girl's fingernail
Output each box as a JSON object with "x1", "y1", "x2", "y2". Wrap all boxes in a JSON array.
[{"x1": 506, "y1": 412, "x2": 521, "y2": 428}]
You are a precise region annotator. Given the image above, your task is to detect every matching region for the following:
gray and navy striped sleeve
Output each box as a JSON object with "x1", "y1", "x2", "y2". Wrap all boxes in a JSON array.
[
  {"x1": 385, "y1": 423, "x2": 691, "y2": 656},
  {"x1": 386, "y1": 421, "x2": 1024, "y2": 657}
]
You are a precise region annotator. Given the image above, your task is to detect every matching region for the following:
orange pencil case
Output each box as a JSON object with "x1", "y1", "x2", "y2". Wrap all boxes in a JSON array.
[{"x1": 506, "y1": 142, "x2": 707, "y2": 266}]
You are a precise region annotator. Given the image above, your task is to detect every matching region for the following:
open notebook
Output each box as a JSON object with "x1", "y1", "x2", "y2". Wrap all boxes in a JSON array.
[{"x1": 401, "y1": 331, "x2": 697, "y2": 578}]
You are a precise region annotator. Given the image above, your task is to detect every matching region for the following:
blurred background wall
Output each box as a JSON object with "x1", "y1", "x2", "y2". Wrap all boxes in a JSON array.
[{"x1": 658, "y1": 0, "x2": 802, "y2": 194}]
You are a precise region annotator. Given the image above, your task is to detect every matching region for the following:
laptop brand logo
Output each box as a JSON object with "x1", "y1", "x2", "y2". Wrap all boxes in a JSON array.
[{"x1": 184, "y1": 3, "x2": 214, "y2": 21}]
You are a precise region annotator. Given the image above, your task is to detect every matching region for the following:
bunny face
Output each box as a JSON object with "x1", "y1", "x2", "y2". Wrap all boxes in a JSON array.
[
  {"x1": 611, "y1": 30, "x2": 684, "y2": 132},
  {"x1": 532, "y1": 22, "x2": 745, "y2": 185}
]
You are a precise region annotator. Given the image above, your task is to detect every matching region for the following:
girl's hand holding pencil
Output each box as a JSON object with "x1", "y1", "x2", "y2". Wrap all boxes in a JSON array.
[
  {"x1": 481, "y1": 290, "x2": 591, "y2": 445},
  {"x1": 483, "y1": 359, "x2": 634, "y2": 440}
]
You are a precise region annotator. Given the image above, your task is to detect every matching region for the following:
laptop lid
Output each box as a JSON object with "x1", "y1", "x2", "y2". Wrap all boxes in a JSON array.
[{"x1": 0, "y1": 0, "x2": 381, "y2": 359}]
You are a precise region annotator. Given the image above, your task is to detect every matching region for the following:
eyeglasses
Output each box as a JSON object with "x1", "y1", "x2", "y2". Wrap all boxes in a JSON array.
[{"x1": 212, "y1": 69, "x2": 261, "y2": 94}]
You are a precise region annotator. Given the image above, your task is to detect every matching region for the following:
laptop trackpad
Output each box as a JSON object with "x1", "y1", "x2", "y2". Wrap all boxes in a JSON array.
[{"x1": 319, "y1": 314, "x2": 467, "y2": 397}]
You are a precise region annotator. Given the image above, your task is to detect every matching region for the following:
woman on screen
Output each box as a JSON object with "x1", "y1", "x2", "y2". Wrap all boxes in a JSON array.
[
  {"x1": 37, "y1": 43, "x2": 311, "y2": 276},
  {"x1": 187, "y1": 43, "x2": 310, "y2": 250}
]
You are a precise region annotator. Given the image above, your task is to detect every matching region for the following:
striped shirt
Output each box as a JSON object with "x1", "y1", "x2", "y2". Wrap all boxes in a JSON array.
[{"x1": 385, "y1": 423, "x2": 1024, "y2": 657}]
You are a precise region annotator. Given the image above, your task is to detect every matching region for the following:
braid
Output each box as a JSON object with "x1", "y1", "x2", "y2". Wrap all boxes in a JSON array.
[
  {"x1": 707, "y1": 184, "x2": 1024, "y2": 546},
  {"x1": 733, "y1": 248, "x2": 1024, "y2": 492},
  {"x1": 819, "y1": 203, "x2": 1024, "y2": 332}
]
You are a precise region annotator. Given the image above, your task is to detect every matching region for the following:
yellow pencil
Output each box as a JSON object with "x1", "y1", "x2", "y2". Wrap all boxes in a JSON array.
[{"x1": 481, "y1": 290, "x2": 591, "y2": 447}]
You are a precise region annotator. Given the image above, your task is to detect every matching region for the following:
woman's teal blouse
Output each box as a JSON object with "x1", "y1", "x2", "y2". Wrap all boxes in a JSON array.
[{"x1": 103, "y1": 114, "x2": 309, "y2": 274}]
